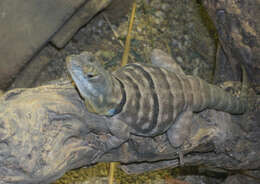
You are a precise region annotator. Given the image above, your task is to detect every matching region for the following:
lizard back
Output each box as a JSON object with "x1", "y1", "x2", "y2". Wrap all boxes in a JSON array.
[{"x1": 112, "y1": 63, "x2": 247, "y2": 136}]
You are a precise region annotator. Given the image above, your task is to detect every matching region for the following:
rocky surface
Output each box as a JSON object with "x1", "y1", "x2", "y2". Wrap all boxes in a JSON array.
[{"x1": 0, "y1": 0, "x2": 86, "y2": 90}]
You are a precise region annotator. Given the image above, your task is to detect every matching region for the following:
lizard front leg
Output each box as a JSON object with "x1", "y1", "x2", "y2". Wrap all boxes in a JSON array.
[
  {"x1": 106, "y1": 117, "x2": 130, "y2": 151},
  {"x1": 91, "y1": 118, "x2": 130, "y2": 163}
]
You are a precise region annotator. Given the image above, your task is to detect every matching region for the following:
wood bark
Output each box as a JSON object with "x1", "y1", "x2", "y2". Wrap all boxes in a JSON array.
[
  {"x1": 201, "y1": 0, "x2": 260, "y2": 91},
  {"x1": 0, "y1": 81, "x2": 259, "y2": 184}
]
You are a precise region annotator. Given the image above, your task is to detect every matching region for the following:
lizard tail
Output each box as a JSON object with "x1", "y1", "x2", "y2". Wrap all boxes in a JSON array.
[
  {"x1": 207, "y1": 83, "x2": 247, "y2": 114},
  {"x1": 207, "y1": 65, "x2": 249, "y2": 114},
  {"x1": 189, "y1": 76, "x2": 247, "y2": 114}
]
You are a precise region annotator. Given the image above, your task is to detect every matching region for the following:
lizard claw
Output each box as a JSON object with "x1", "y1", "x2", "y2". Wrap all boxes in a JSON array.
[
  {"x1": 178, "y1": 150, "x2": 184, "y2": 166},
  {"x1": 91, "y1": 150, "x2": 105, "y2": 164}
]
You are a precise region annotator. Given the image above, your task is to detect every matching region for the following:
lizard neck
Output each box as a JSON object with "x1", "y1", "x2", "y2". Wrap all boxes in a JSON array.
[
  {"x1": 85, "y1": 75, "x2": 124, "y2": 116},
  {"x1": 105, "y1": 76, "x2": 125, "y2": 116}
]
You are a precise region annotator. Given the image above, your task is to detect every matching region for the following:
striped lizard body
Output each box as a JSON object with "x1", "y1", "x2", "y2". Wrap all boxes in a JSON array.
[
  {"x1": 112, "y1": 62, "x2": 246, "y2": 137},
  {"x1": 66, "y1": 50, "x2": 247, "y2": 150}
]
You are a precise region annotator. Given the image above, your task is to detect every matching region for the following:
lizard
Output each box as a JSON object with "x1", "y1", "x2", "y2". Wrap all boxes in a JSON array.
[{"x1": 66, "y1": 49, "x2": 248, "y2": 157}]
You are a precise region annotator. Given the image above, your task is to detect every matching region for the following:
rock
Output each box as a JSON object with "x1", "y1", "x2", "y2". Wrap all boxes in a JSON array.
[
  {"x1": 51, "y1": 0, "x2": 112, "y2": 48},
  {"x1": 150, "y1": 0, "x2": 161, "y2": 9},
  {"x1": 0, "y1": 0, "x2": 86, "y2": 90},
  {"x1": 176, "y1": 56, "x2": 183, "y2": 63},
  {"x1": 154, "y1": 17, "x2": 163, "y2": 25},
  {"x1": 155, "y1": 11, "x2": 165, "y2": 19},
  {"x1": 161, "y1": 3, "x2": 170, "y2": 11},
  {"x1": 117, "y1": 21, "x2": 128, "y2": 39}
]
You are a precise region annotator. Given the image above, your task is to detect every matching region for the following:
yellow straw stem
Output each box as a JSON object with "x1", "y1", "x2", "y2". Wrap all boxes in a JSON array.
[
  {"x1": 108, "y1": 162, "x2": 116, "y2": 184},
  {"x1": 121, "y1": 0, "x2": 137, "y2": 67},
  {"x1": 109, "y1": 1, "x2": 137, "y2": 184}
]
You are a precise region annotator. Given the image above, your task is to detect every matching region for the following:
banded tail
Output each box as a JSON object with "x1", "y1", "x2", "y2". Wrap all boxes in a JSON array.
[{"x1": 183, "y1": 76, "x2": 247, "y2": 114}]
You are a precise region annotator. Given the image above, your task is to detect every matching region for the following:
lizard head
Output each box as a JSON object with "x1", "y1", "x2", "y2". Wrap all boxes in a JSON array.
[{"x1": 66, "y1": 52, "x2": 117, "y2": 115}]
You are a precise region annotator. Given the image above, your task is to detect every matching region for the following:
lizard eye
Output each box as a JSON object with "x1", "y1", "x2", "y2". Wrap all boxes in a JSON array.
[
  {"x1": 86, "y1": 73, "x2": 100, "y2": 79},
  {"x1": 87, "y1": 74, "x2": 96, "y2": 78}
]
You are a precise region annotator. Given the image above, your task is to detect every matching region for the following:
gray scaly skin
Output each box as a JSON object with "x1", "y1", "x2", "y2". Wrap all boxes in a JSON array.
[{"x1": 66, "y1": 49, "x2": 247, "y2": 155}]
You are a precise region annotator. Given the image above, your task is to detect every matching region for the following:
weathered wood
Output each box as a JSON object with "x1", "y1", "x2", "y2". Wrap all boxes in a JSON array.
[
  {"x1": 201, "y1": 0, "x2": 260, "y2": 90},
  {"x1": 0, "y1": 81, "x2": 259, "y2": 184}
]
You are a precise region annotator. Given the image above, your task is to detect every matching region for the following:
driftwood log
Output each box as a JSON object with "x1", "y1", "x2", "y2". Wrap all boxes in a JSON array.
[{"x1": 0, "y1": 80, "x2": 259, "y2": 184}]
